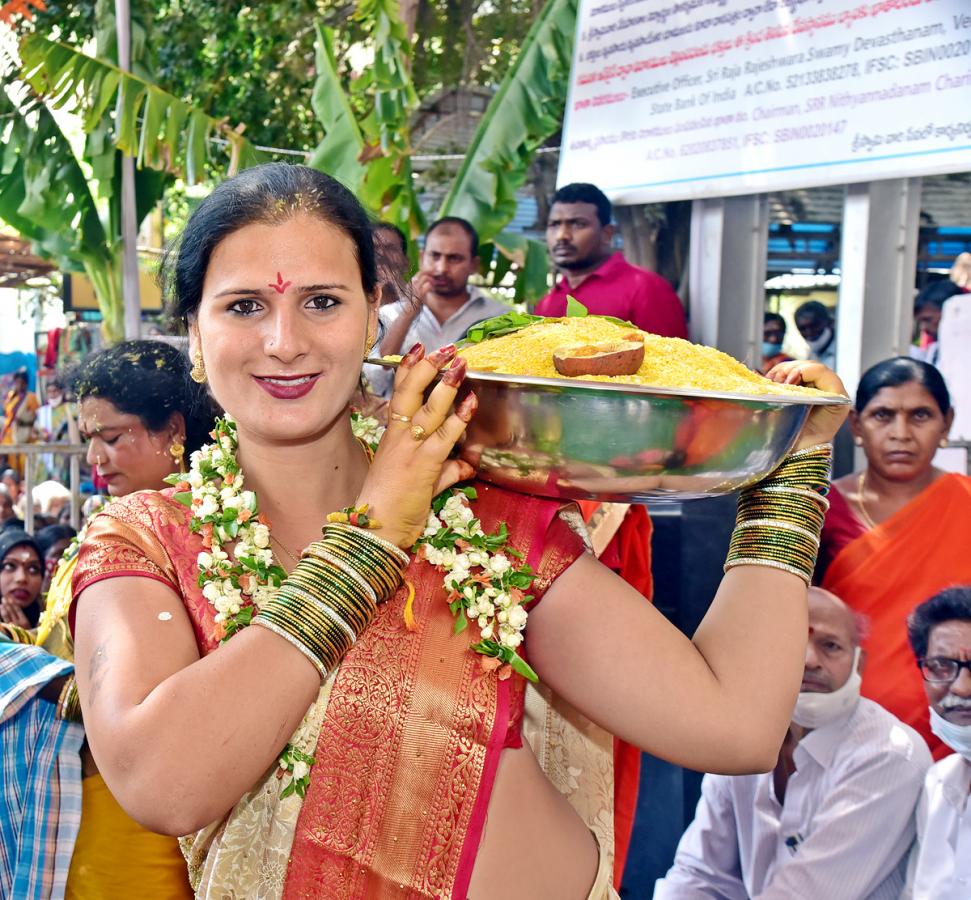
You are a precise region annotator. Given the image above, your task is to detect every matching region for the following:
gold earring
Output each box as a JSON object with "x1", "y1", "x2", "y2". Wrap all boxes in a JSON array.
[
  {"x1": 190, "y1": 350, "x2": 207, "y2": 384},
  {"x1": 169, "y1": 440, "x2": 186, "y2": 473},
  {"x1": 940, "y1": 437, "x2": 948, "y2": 448}
]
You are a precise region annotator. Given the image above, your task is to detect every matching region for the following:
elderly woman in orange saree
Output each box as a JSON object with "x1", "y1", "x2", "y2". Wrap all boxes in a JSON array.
[
  {"x1": 818, "y1": 357, "x2": 971, "y2": 758},
  {"x1": 69, "y1": 164, "x2": 846, "y2": 900}
]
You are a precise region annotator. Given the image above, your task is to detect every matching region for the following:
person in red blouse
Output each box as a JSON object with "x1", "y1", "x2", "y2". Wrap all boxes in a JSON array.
[{"x1": 534, "y1": 183, "x2": 688, "y2": 338}]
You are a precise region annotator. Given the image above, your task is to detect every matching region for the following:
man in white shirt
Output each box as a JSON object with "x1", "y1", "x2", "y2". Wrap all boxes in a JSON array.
[
  {"x1": 904, "y1": 586, "x2": 971, "y2": 900},
  {"x1": 795, "y1": 300, "x2": 837, "y2": 371},
  {"x1": 655, "y1": 588, "x2": 930, "y2": 900},
  {"x1": 367, "y1": 217, "x2": 508, "y2": 396}
]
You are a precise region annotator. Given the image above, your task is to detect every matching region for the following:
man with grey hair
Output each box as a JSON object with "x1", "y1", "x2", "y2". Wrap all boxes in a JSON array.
[
  {"x1": 903, "y1": 586, "x2": 971, "y2": 899},
  {"x1": 655, "y1": 588, "x2": 930, "y2": 899}
]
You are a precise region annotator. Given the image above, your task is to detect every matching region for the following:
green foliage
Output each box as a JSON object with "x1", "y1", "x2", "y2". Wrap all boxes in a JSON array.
[
  {"x1": 151, "y1": 0, "x2": 352, "y2": 159},
  {"x1": 440, "y1": 0, "x2": 576, "y2": 233},
  {"x1": 307, "y1": 24, "x2": 366, "y2": 192},
  {"x1": 462, "y1": 310, "x2": 542, "y2": 343},
  {"x1": 439, "y1": 0, "x2": 577, "y2": 299},
  {"x1": 19, "y1": 35, "x2": 265, "y2": 184},
  {"x1": 308, "y1": 0, "x2": 425, "y2": 239},
  {"x1": 414, "y1": 0, "x2": 542, "y2": 94},
  {"x1": 5, "y1": 0, "x2": 577, "y2": 317}
]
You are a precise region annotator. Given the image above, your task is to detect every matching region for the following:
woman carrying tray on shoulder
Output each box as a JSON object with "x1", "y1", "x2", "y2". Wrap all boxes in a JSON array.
[{"x1": 70, "y1": 163, "x2": 846, "y2": 899}]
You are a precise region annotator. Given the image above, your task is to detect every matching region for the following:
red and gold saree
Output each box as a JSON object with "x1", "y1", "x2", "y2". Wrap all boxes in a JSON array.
[
  {"x1": 820, "y1": 473, "x2": 971, "y2": 758},
  {"x1": 72, "y1": 483, "x2": 618, "y2": 898}
]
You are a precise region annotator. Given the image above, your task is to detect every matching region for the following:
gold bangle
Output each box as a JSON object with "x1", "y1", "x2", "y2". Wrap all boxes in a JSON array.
[
  {"x1": 724, "y1": 445, "x2": 832, "y2": 583},
  {"x1": 57, "y1": 675, "x2": 82, "y2": 723}
]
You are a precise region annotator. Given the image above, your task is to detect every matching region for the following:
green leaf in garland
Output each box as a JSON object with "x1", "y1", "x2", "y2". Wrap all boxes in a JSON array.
[
  {"x1": 454, "y1": 608, "x2": 468, "y2": 634},
  {"x1": 171, "y1": 491, "x2": 193, "y2": 507},
  {"x1": 507, "y1": 652, "x2": 539, "y2": 683}
]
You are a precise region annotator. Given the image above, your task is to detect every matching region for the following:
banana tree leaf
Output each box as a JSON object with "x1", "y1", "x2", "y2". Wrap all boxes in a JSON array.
[
  {"x1": 494, "y1": 233, "x2": 551, "y2": 304},
  {"x1": 114, "y1": 76, "x2": 146, "y2": 155},
  {"x1": 0, "y1": 89, "x2": 108, "y2": 263},
  {"x1": 19, "y1": 34, "x2": 265, "y2": 184},
  {"x1": 307, "y1": 23, "x2": 366, "y2": 192},
  {"x1": 438, "y1": 0, "x2": 577, "y2": 243},
  {"x1": 185, "y1": 110, "x2": 211, "y2": 186},
  {"x1": 138, "y1": 87, "x2": 168, "y2": 169}
]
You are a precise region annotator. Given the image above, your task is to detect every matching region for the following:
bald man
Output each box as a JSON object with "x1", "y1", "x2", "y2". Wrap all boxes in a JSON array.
[{"x1": 655, "y1": 588, "x2": 931, "y2": 900}]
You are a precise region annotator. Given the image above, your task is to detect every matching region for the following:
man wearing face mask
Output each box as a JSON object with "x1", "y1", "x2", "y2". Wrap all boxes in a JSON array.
[
  {"x1": 795, "y1": 300, "x2": 837, "y2": 371},
  {"x1": 904, "y1": 587, "x2": 971, "y2": 899},
  {"x1": 655, "y1": 588, "x2": 930, "y2": 900}
]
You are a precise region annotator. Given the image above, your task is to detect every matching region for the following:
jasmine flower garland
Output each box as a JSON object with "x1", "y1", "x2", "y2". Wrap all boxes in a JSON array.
[
  {"x1": 164, "y1": 410, "x2": 538, "y2": 798},
  {"x1": 165, "y1": 416, "x2": 314, "y2": 798},
  {"x1": 414, "y1": 488, "x2": 539, "y2": 682}
]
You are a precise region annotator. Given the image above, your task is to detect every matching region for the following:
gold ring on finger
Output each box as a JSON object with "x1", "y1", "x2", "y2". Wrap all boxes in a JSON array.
[
  {"x1": 410, "y1": 424, "x2": 427, "y2": 442},
  {"x1": 389, "y1": 412, "x2": 412, "y2": 424}
]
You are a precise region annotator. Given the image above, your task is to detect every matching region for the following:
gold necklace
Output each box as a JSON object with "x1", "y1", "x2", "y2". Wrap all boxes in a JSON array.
[
  {"x1": 269, "y1": 438, "x2": 372, "y2": 569},
  {"x1": 855, "y1": 470, "x2": 878, "y2": 530},
  {"x1": 269, "y1": 533, "x2": 301, "y2": 567}
]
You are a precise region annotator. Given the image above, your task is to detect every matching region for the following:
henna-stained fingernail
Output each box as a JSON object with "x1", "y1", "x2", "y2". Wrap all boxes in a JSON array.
[
  {"x1": 442, "y1": 357, "x2": 467, "y2": 387},
  {"x1": 425, "y1": 345, "x2": 455, "y2": 368},
  {"x1": 456, "y1": 392, "x2": 478, "y2": 421},
  {"x1": 402, "y1": 342, "x2": 424, "y2": 365}
]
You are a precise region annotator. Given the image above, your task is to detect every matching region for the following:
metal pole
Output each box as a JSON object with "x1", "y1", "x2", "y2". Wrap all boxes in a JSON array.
[
  {"x1": 69, "y1": 453, "x2": 81, "y2": 530},
  {"x1": 836, "y1": 178, "x2": 922, "y2": 399},
  {"x1": 23, "y1": 458, "x2": 34, "y2": 534},
  {"x1": 836, "y1": 177, "x2": 922, "y2": 470},
  {"x1": 116, "y1": 0, "x2": 141, "y2": 340},
  {"x1": 688, "y1": 194, "x2": 768, "y2": 369}
]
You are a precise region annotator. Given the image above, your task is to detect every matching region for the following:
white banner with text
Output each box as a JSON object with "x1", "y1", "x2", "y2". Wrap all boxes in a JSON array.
[{"x1": 558, "y1": 0, "x2": 971, "y2": 203}]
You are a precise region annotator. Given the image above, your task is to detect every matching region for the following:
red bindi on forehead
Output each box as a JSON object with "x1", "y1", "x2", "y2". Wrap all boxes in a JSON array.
[{"x1": 268, "y1": 272, "x2": 292, "y2": 294}]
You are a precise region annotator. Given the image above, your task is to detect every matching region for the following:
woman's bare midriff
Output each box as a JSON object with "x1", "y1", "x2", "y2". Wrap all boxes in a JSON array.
[{"x1": 467, "y1": 743, "x2": 599, "y2": 900}]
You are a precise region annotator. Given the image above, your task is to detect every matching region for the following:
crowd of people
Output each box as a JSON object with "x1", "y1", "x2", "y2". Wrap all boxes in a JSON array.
[{"x1": 0, "y1": 165, "x2": 968, "y2": 900}]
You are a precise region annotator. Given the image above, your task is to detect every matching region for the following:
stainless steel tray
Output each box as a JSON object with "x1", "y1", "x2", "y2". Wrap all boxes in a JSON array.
[{"x1": 370, "y1": 361, "x2": 847, "y2": 502}]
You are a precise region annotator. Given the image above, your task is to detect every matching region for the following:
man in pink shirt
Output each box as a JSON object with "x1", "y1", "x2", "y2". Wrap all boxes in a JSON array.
[{"x1": 534, "y1": 183, "x2": 688, "y2": 339}]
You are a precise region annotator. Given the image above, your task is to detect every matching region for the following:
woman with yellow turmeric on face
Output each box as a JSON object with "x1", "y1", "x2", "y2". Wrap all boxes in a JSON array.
[{"x1": 1, "y1": 342, "x2": 217, "y2": 900}]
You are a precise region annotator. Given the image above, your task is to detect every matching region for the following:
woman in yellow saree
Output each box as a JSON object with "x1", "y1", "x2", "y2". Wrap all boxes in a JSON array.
[
  {"x1": 3, "y1": 341, "x2": 219, "y2": 899},
  {"x1": 1, "y1": 367, "x2": 39, "y2": 477},
  {"x1": 70, "y1": 164, "x2": 846, "y2": 899}
]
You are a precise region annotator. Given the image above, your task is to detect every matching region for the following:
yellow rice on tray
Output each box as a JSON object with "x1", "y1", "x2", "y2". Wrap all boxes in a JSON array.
[{"x1": 457, "y1": 317, "x2": 825, "y2": 398}]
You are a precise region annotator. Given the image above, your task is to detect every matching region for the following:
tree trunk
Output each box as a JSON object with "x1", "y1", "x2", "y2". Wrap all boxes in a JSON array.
[
  {"x1": 614, "y1": 202, "x2": 692, "y2": 292},
  {"x1": 527, "y1": 151, "x2": 558, "y2": 231},
  {"x1": 400, "y1": 0, "x2": 420, "y2": 40},
  {"x1": 615, "y1": 204, "x2": 659, "y2": 273},
  {"x1": 84, "y1": 255, "x2": 124, "y2": 343}
]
